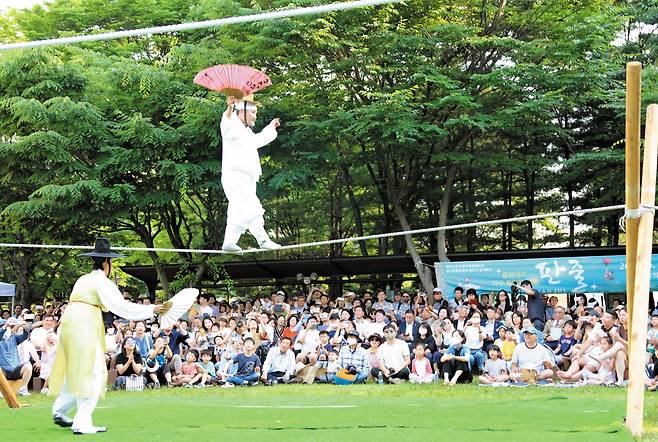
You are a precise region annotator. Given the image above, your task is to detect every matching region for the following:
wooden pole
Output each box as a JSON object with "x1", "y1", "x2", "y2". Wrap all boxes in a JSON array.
[
  {"x1": 625, "y1": 61, "x2": 642, "y2": 335},
  {"x1": 0, "y1": 369, "x2": 20, "y2": 409},
  {"x1": 625, "y1": 103, "x2": 658, "y2": 437}
]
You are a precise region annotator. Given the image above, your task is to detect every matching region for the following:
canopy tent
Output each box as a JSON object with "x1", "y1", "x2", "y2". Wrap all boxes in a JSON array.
[{"x1": 0, "y1": 282, "x2": 16, "y2": 311}]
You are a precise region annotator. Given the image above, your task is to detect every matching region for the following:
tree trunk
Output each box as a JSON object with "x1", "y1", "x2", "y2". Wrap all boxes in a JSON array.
[
  {"x1": 437, "y1": 165, "x2": 457, "y2": 262},
  {"x1": 341, "y1": 163, "x2": 368, "y2": 256},
  {"x1": 525, "y1": 170, "x2": 535, "y2": 249}
]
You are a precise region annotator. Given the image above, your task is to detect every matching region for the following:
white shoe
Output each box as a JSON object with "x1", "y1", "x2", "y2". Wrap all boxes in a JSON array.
[
  {"x1": 259, "y1": 239, "x2": 281, "y2": 250},
  {"x1": 18, "y1": 387, "x2": 30, "y2": 396},
  {"x1": 221, "y1": 382, "x2": 235, "y2": 388},
  {"x1": 73, "y1": 426, "x2": 107, "y2": 434},
  {"x1": 221, "y1": 243, "x2": 242, "y2": 253},
  {"x1": 40, "y1": 387, "x2": 49, "y2": 394}
]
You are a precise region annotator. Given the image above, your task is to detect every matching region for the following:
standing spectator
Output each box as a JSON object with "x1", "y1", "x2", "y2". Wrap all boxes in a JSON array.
[
  {"x1": 518, "y1": 280, "x2": 545, "y2": 331},
  {"x1": 376, "y1": 324, "x2": 411, "y2": 384},
  {"x1": 0, "y1": 317, "x2": 32, "y2": 396},
  {"x1": 225, "y1": 337, "x2": 261, "y2": 387},
  {"x1": 337, "y1": 331, "x2": 370, "y2": 384},
  {"x1": 394, "y1": 292, "x2": 412, "y2": 320},
  {"x1": 261, "y1": 337, "x2": 296, "y2": 385},
  {"x1": 440, "y1": 329, "x2": 472, "y2": 385},
  {"x1": 409, "y1": 343, "x2": 434, "y2": 384},
  {"x1": 372, "y1": 290, "x2": 394, "y2": 314}
]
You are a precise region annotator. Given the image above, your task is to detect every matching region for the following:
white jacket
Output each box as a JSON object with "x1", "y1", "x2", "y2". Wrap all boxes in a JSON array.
[{"x1": 220, "y1": 112, "x2": 278, "y2": 179}]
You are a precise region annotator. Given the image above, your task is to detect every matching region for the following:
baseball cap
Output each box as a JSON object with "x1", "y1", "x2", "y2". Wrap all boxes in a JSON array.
[
  {"x1": 521, "y1": 326, "x2": 539, "y2": 336},
  {"x1": 329, "y1": 313, "x2": 339, "y2": 320},
  {"x1": 347, "y1": 330, "x2": 361, "y2": 340},
  {"x1": 433, "y1": 288, "x2": 442, "y2": 293}
]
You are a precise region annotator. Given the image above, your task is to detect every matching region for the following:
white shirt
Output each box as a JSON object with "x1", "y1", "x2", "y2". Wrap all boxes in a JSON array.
[
  {"x1": 377, "y1": 339, "x2": 410, "y2": 371},
  {"x1": 511, "y1": 343, "x2": 552, "y2": 371},
  {"x1": 220, "y1": 112, "x2": 277, "y2": 179},
  {"x1": 464, "y1": 325, "x2": 483, "y2": 350}
]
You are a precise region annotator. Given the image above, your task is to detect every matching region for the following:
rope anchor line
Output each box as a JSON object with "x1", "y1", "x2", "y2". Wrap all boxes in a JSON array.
[
  {"x1": 0, "y1": 203, "x2": 631, "y2": 255},
  {"x1": 0, "y1": 0, "x2": 403, "y2": 51}
]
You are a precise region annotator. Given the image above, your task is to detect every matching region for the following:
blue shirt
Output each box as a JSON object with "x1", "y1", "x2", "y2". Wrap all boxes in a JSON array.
[
  {"x1": 557, "y1": 335, "x2": 577, "y2": 355},
  {"x1": 0, "y1": 329, "x2": 28, "y2": 371},
  {"x1": 445, "y1": 344, "x2": 471, "y2": 369},
  {"x1": 232, "y1": 352, "x2": 261, "y2": 377}
]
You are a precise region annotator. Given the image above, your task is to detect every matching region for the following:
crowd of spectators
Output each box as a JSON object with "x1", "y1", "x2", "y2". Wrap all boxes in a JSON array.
[{"x1": 1, "y1": 281, "x2": 655, "y2": 394}]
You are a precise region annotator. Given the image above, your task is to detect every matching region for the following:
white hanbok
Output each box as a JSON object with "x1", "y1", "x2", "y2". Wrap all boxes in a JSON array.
[{"x1": 220, "y1": 112, "x2": 277, "y2": 246}]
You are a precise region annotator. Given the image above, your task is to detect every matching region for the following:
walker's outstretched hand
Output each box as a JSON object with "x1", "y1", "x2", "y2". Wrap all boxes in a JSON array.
[{"x1": 270, "y1": 118, "x2": 281, "y2": 128}]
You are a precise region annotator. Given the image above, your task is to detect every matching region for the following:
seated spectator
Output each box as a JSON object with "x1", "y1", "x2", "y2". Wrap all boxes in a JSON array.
[
  {"x1": 398, "y1": 310, "x2": 419, "y2": 344},
  {"x1": 145, "y1": 336, "x2": 173, "y2": 387},
  {"x1": 133, "y1": 321, "x2": 153, "y2": 359},
  {"x1": 543, "y1": 306, "x2": 568, "y2": 350},
  {"x1": 413, "y1": 322, "x2": 439, "y2": 369},
  {"x1": 453, "y1": 306, "x2": 469, "y2": 331},
  {"x1": 647, "y1": 314, "x2": 658, "y2": 356},
  {"x1": 114, "y1": 337, "x2": 144, "y2": 389},
  {"x1": 510, "y1": 327, "x2": 554, "y2": 384},
  {"x1": 198, "y1": 351, "x2": 218, "y2": 384},
  {"x1": 173, "y1": 350, "x2": 209, "y2": 387},
  {"x1": 261, "y1": 337, "x2": 296, "y2": 385},
  {"x1": 375, "y1": 325, "x2": 411, "y2": 384},
  {"x1": 493, "y1": 326, "x2": 516, "y2": 369},
  {"x1": 0, "y1": 317, "x2": 32, "y2": 396},
  {"x1": 296, "y1": 316, "x2": 320, "y2": 366},
  {"x1": 464, "y1": 312, "x2": 486, "y2": 373},
  {"x1": 479, "y1": 345, "x2": 509, "y2": 384},
  {"x1": 567, "y1": 336, "x2": 616, "y2": 385},
  {"x1": 366, "y1": 334, "x2": 382, "y2": 380},
  {"x1": 337, "y1": 330, "x2": 369, "y2": 384},
  {"x1": 409, "y1": 343, "x2": 434, "y2": 384},
  {"x1": 520, "y1": 318, "x2": 545, "y2": 344},
  {"x1": 215, "y1": 350, "x2": 236, "y2": 383},
  {"x1": 225, "y1": 337, "x2": 261, "y2": 387},
  {"x1": 554, "y1": 320, "x2": 577, "y2": 369},
  {"x1": 441, "y1": 329, "x2": 472, "y2": 385}
]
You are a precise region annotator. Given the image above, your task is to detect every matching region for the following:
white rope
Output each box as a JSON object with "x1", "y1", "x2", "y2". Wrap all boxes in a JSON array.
[
  {"x1": 0, "y1": 204, "x2": 627, "y2": 255},
  {"x1": 0, "y1": 0, "x2": 403, "y2": 52},
  {"x1": 619, "y1": 204, "x2": 656, "y2": 231}
]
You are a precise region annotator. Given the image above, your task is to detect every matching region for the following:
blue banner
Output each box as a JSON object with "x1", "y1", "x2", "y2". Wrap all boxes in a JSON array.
[{"x1": 434, "y1": 255, "x2": 658, "y2": 296}]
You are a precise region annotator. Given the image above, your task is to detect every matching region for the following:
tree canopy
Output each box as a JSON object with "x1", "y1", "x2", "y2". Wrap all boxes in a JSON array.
[{"x1": 0, "y1": 0, "x2": 656, "y2": 304}]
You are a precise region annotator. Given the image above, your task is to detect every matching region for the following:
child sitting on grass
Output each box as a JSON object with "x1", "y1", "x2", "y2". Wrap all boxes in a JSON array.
[
  {"x1": 224, "y1": 337, "x2": 261, "y2": 387},
  {"x1": 479, "y1": 345, "x2": 509, "y2": 384},
  {"x1": 409, "y1": 343, "x2": 434, "y2": 384},
  {"x1": 198, "y1": 350, "x2": 218, "y2": 384},
  {"x1": 493, "y1": 327, "x2": 516, "y2": 370},
  {"x1": 172, "y1": 350, "x2": 209, "y2": 387},
  {"x1": 554, "y1": 320, "x2": 577, "y2": 369}
]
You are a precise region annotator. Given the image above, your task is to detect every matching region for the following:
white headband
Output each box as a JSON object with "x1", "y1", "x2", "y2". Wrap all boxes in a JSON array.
[{"x1": 234, "y1": 101, "x2": 257, "y2": 111}]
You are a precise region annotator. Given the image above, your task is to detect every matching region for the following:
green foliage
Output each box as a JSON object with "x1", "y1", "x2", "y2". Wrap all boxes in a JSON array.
[{"x1": 0, "y1": 0, "x2": 652, "y2": 302}]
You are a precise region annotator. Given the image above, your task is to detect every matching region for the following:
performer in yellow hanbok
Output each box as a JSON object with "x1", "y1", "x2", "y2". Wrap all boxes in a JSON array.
[{"x1": 49, "y1": 237, "x2": 166, "y2": 435}]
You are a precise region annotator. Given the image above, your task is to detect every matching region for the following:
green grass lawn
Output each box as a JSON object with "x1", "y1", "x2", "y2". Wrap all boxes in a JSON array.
[{"x1": 3, "y1": 384, "x2": 658, "y2": 441}]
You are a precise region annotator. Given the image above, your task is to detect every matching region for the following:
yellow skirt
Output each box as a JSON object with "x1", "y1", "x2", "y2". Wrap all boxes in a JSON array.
[{"x1": 48, "y1": 302, "x2": 107, "y2": 398}]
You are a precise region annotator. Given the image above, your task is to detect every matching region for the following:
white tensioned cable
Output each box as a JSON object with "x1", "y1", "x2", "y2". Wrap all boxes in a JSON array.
[
  {"x1": 0, "y1": 0, "x2": 403, "y2": 51},
  {"x1": 0, "y1": 204, "x2": 626, "y2": 255}
]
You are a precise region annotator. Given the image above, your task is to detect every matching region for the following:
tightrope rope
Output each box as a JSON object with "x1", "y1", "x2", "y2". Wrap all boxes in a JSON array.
[
  {"x1": 0, "y1": 204, "x2": 628, "y2": 255},
  {"x1": 0, "y1": 0, "x2": 403, "y2": 51}
]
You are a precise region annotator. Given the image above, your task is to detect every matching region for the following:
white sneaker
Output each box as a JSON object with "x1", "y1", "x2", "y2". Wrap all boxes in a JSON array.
[
  {"x1": 40, "y1": 387, "x2": 49, "y2": 394},
  {"x1": 18, "y1": 387, "x2": 30, "y2": 396},
  {"x1": 221, "y1": 382, "x2": 235, "y2": 388},
  {"x1": 259, "y1": 239, "x2": 281, "y2": 250},
  {"x1": 222, "y1": 243, "x2": 242, "y2": 253},
  {"x1": 73, "y1": 426, "x2": 107, "y2": 435}
]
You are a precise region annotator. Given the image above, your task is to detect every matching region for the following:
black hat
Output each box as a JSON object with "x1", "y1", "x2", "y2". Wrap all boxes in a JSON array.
[{"x1": 79, "y1": 237, "x2": 125, "y2": 259}]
